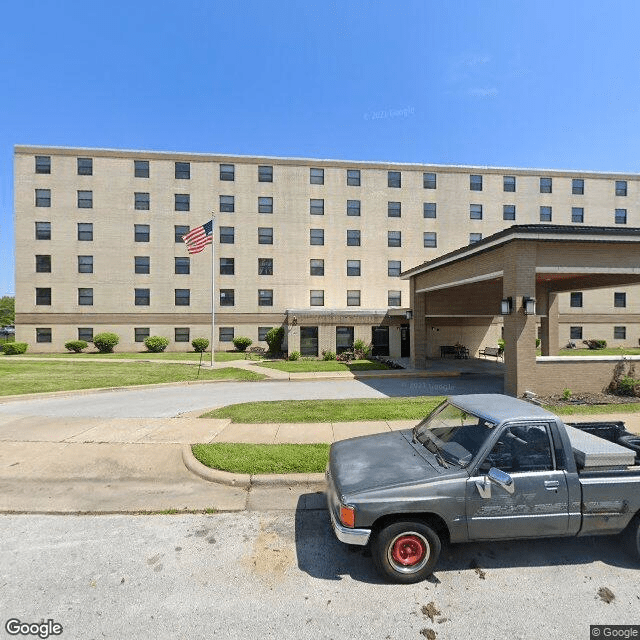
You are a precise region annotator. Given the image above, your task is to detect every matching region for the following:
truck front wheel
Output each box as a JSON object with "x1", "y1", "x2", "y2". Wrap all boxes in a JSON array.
[
  {"x1": 371, "y1": 521, "x2": 441, "y2": 584},
  {"x1": 623, "y1": 513, "x2": 640, "y2": 562}
]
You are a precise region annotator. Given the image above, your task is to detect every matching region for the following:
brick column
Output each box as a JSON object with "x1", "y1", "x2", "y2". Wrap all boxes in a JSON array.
[
  {"x1": 410, "y1": 279, "x2": 428, "y2": 368},
  {"x1": 540, "y1": 290, "x2": 559, "y2": 356}
]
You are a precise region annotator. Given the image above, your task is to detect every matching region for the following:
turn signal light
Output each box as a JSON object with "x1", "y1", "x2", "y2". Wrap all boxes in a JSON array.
[{"x1": 340, "y1": 505, "x2": 355, "y2": 528}]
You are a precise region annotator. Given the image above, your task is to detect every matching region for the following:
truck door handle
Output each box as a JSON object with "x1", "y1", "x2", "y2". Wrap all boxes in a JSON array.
[{"x1": 544, "y1": 480, "x2": 559, "y2": 491}]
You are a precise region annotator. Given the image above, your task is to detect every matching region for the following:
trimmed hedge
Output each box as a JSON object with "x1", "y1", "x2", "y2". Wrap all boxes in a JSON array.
[
  {"x1": 3, "y1": 342, "x2": 28, "y2": 355},
  {"x1": 233, "y1": 336, "x2": 252, "y2": 352},
  {"x1": 93, "y1": 332, "x2": 120, "y2": 353},
  {"x1": 144, "y1": 336, "x2": 169, "y2": 353},
  {"x1": 65, "y1": 340, "x2": 88, "y2": 353},
  {"x1": 192, "y1": 337, "x2": 209, "y2": 353}
]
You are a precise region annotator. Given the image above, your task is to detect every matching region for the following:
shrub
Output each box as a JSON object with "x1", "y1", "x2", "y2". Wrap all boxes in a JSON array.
[
  {"x1": 617, "y1": 376, "x2": 640, "y2": 397},
  {"x1": 322, "y1": 350, "x2": 336, "y2": 361},
  {"x1": 583, "y1": 339, "x2": 607, "y2": 350},
  {"x1": 336, "y1": 350, "x2": 354, "y2": 362},
  {"x1": 64, "y1": 340, "x2": 88, "y2": 353},
  {"x1": 265, "y1": 327, "x2": 285, "y2": 355},
  {"x1": 535, "y1": 338, "x2": 541, "y2": 348},
  {"x1": 93, "y1": 332, "x2": 119, "y2": 353},
  {"x1": 497, "y1": 339, "x2": 505, "y2": 350},
  {"x1": 192, "y1": 337, "x2": 209, "y2": 353},
  {"x1": 233, "y1": 337, "x2": 252, "y2": 352},
  {"x1": 288, "y1": 351, "x2": 300, "y2": 361},
  {"x1": 562, "y1": 388, "x2": 572, "y2": 401},
  {"x1": 2, "y1": 342, "x2": 28, "y2": 355},
  {"x1": 353, "y1": 339, "x2": 371, "y2": 358},
  {"x1": 144, "y1": 336, "x2": 169, "y2": 353}
]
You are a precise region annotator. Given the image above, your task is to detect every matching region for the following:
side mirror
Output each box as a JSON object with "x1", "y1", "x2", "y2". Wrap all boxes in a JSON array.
[{"x1": 487, "y1": 467, "x2": 515, "y2": 494}]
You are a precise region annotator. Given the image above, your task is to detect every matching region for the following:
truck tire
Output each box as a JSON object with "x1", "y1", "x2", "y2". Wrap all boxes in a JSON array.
[
  {"x1": 371, "y1": 520, "x2": 441, "y2": 584},
  {"x1": 623, "y1": 513, "x2": 640, "y2": 562}
]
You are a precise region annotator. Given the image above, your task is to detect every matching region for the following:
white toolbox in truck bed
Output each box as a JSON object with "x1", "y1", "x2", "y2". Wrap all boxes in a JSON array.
[{"x1": 564, "y1": 424, "x2": 636, "y2": 469}]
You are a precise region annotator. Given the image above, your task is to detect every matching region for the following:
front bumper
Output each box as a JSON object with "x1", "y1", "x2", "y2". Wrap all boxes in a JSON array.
[{"x1": 326, "y1": 465, "x2": 371, "y2": 546}]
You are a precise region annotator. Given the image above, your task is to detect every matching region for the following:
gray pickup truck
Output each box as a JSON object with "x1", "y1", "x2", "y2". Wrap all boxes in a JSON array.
[{"x1": 326, "y1": 394, "x2": 640, "y2": 583}]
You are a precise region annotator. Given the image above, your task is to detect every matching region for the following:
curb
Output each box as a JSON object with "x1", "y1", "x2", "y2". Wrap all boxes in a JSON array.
[{"x1": 181, "y1": 444, "x2": 326, "y2": 488}]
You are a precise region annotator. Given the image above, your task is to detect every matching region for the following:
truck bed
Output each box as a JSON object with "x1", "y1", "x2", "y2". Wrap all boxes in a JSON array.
[{"x1": 564, "y1": 424, "x2": 636, "y2": 469}]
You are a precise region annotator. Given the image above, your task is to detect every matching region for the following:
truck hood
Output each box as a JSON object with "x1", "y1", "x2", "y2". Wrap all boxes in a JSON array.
[{"x1": 329, "y1": 429, "x2": 458, "y2": 497}]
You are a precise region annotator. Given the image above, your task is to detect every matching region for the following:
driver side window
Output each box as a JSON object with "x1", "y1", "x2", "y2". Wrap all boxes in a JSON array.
[{"x1": 481, "y1": 424, "x2": 553, "y2": 473}]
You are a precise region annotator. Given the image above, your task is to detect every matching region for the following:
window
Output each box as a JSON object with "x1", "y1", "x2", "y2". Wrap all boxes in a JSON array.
[
  {"x1": 310, "y1": 259, "x2": 324, "y2": 276},
  {"x1": 388, "y1": 171, "x2": 401, "y2": 188},
  {"x1": 387, "y1": 201, "x2": 401, "y2": 218},
  {"x1": 347, "y1": 290, "x2": 361, "y2": 306},
  {"x1": 135, "y1": 328, "x2": 150, "y2": 342},
  {"x1": 77, "y1": 158, "x2": 93, "y2": 175},
  {"x1": 35, "y1": 156, "x2": 50, "y2": 174},
  {"x1": 469, "y1": 233, "x2": 482, "y2": 244},
  {"x1": 258, "y1": 227, "x2": 273, "y2": 244},
  {"x1": 175, "y1": 328, "x2": 190, "y2": 342},
  {"x1": 388, "y1": 260, "x2": 401, "y2": 277},
  {"x1": 35, "y1": 255, "x2": 51, "y2": 273},
  {"x1": 134, "y1": 224, "x2": 149, "y2": 242},
  {"x1": 503, "y1": 204, "x2": 516, "y2": 221},
  {"x1": 134, "y1": 160, "x2": 149, "y2": 178},
  {"x1": 219, "y1": 195, "x2": 234, "y2": 212},
  {"x1": 78, "y1": 255, "x2": 93, "y2": 273},
  {"x1": 470, "y1": 175, "x2": 483, "y2": 191},
  {"x1": 77, "y1": 190, "x2": 93, "y2": 208},
  {"x1": 78, "y1": 288, "x2": 93, "y2": 305},
  {"x1": 614, "y1": 326, "x2": 627, "y2": 340},
  {"x1": 616, "y1": 180, "x2": 627, "y2": 196},
  {"x1": 336, "y1": 326, "x2": 354, "y2": 354},
  {"x1": 572, "y1": 178, "x2": 584, "y2": 195},
  {"x1": 175, "y1": 225, "x2": 189, "y2": 242},
  {"x1": 175, "y1": 194, "x2": 190, "y2": 211},
  {"x1": 310, "y1": 229, "x2": 324, "y2": 245},
  {"x1": 310, "y1": 199, "x2": 324, "y2": 215},
  {"x1": 220, "y1": 226, "x2": 234, "y2": 244},
  {"x1": 615, "y1": 208, "x2": 627, "y2": 224},
  {"x1": 482, "y1": 424, "x2": 552, "y2": 474},
  {"x1": 300, "y1": 326, "x2": 319, "y2": 356},
  {"x1": 470, "y1": 204, "x2": 483, "y2": 220},
  {"x1": 423, "y1": 202, "x2": 436, "y2": 218},
  {"x1": 540, "y1": 177, "x2": 552, "y2": 193},
  {"x1": 258, "y1": 258, "x2": 273, "y2": 275},
  {"x1": 175, "y1": 162, "x2": 190, "y2": 179},
  {"x1": 35, "y1": 189, "x2": 51, "y2": 207},
  {"x1": 36, "y1": 288, "x2": 51, "y2": 305},
  {"x1": 135, "y1": 288, "x2": 150, "y2": 306},
  {"x1": 258, "y1": 165, "x2": 273, "y2": 182},
  {"x1": 220, "y1": 164, "x2": 235, "y2": 181},
  {"x1": 219, "y1": 258, "x2": 234, "y2": 275},
  {"x1": 347, "y1": 200, "x2": 360, "y2": 216},
  {"x1": 570, "y1": 326, "x2": 583, "y2": 340},
  {"x1": 347, "y1": 260, "x2": 361, "y2": 276},
  {"x1": 571, "y1": 207, "x2": 584, "y2": 223},
  {"x1": 35, "y1": 222, "x2": 51, "y2": 240},
  {"x1": 175, "y1": 289, "x2": 190, "y2": 306},
  {"x1": 220, "y1": 289, "x2": 234, "y2": 306},
  {"x1": 347, "y1": 229, "x2": 361, "y2": 246},
  {"x1": 36, "y1": 328, "x2": 52, "y2": 343},
  {"x1": 570, "y1": 292, "x2": 583, "y2": 308},
  {"x1": 388, "y1": 290, "x2": 402, "y2": 306},
  {"x1": 175, "y1": 257, "x2": 190, "y2": 274},
  {"x1": 310, "y1": 290, "x2": 324, "y2": 306},
  {"x1": 219, "y1": 327, "x2": 234, "y2": 342},
  {"x1": 78, "y1": 223, "x2": 94, "y2": 241},
  {"x1": 135, "y1": 192, "x2": 150, "y2": 210},
  {"x1": 388, "y1": 230, "x2": 401, "y2": 247},
  {"x1": 503, "y1": 176, "x2": 516, "y2": 192},
  {"x1": 423, "y1": 232, "x2": 437, "y2": 248},
  {"x1": 78, "y1": 328, "x2": 93, "y2": 342},
  {"x1": 310, "y1": 168, "x2": 324, "y2": 184},
  {"x1": 614, "y1": 292, "x2": 627, "y2": 308},
  {"x1": 540, "y1": 206, "x2": 552, "y2": 222},
  {"x1": 258, "y1": 327, "x2": 272, "y2": 342},
  {"x1": 258, "y1": 197, "x2": 273, "y2": 213},
  {"x1": 347, "y1": 169, "x2": 360, "y2": 186},
  {"x1": 258, "y1": 289, "x2": 273, "y2": 306},
  {"x1": 423, "y1": 172, "x2": 437, "y2": 189}
]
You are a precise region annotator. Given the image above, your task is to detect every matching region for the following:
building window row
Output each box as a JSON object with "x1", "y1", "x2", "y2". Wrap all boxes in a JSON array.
[
  {"x1": 570, "y1": 326, "x2": 628, "y2": 341},
  {"x1": 570, "y1": 291, "x2": 627, "y2": 308}
]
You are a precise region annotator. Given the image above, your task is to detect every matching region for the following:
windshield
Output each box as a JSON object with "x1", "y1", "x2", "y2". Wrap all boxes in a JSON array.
[{"x1": 413, "y1": 401, "x2": 496, "y2": 467}]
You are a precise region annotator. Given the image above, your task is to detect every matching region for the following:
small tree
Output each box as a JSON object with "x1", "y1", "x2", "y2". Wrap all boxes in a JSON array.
[
  {"x1": 65, "y1": 340, "x2": 88, "y2": 353},
  {"x1": 192, "y1": 337, "x2": 209, "y2": 353},
  {"x1": 265, "y1": 326, "x2": 285, "y2": 355},
  {"x1": 233, "y1": 336, "x2": 252, "y2": 352},
  {"x1": 144, "y1": 336, "x2": 169, "y2": 352},
  {"x1": 93, "y1": 332, "x2": 120, "y2": 353}
]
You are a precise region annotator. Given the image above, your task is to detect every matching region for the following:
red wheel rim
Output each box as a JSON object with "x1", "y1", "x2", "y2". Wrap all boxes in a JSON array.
[{"x1": 391, "y1": 535, "x2": 426, "y2": 567}]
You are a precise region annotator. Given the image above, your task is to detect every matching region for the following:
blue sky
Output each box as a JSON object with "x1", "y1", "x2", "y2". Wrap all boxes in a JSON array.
[{"x1": 2, "y1": 0, "x2": 640, "y2": 296}]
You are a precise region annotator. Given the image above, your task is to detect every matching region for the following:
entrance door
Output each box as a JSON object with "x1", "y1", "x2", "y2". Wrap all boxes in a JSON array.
[
  {"x1": 371, "y1": 326, "x2": 390, "y2": 356},
  {"x1": 400, "y1": 324, "x2": 410, "y2": 358}
]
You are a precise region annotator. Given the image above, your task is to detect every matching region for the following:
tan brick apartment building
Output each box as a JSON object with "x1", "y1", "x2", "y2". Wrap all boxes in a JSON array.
[{"x1": 13, "y1": 145, "x2": 640, "y2": 356}]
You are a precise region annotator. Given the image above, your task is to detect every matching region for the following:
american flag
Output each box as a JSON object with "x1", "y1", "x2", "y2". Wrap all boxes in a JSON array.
[{"x1": 182, "y1": 219, "x2": 214, "y2": 254}]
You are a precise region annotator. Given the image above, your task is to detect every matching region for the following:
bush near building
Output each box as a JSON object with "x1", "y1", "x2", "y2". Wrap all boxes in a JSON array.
[
  {"x1": 65, "y1": 340, "x2": 88, "y2": 353},
  {"x1": 93, "y1": 332, "x2": 120, "y2": 353},
  {"x1": 191, "y1": 337, "x2": 209, "y2": 353},
  {"x1": 2, "y1": 342, "x2": 28, "y2": 355},
  {"x1": 233, "y1": 336, "x2": 252, "y2": 352},
  {"x1": 265, "y1": 327, "x2": 284, "y2": 355},
  {"x1": 144, "y1": 336, "x2": 169, "y2": 353}
]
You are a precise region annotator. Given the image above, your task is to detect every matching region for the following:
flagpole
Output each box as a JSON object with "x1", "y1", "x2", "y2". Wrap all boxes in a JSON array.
[{"x1": 211, "y1": 214, "x2": 215, "y2": 367}]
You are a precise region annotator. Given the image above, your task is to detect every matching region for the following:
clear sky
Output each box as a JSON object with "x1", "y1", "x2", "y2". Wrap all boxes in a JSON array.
[{"x1": 2, "y1": 0, "x2": 640, "y2": 297}]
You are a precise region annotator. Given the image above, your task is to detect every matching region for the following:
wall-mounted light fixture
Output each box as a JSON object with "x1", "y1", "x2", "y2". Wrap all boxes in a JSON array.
[
  {"x1": 500, "y1": 297, "x2": 513, "y2": 315},
  {"x1": 523, "y1": 297, "x2": 536, "y2": 315},
  {"x1": 405, "y1": 309, "x2": 413, "y2": 320}
]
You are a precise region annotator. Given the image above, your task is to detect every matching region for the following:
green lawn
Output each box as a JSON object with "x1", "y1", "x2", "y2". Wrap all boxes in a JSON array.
[
  {"x1": 201, "y1": 396, "x2": 445, "y2": 423},
  {"x1": 0, "y1": 360, "x2": 265, "y2": 396},
  {"x1": 555, "y1": 348, "x2": 640, "y2": 357},
  {"x1": 5, "y1": 350, "x2": 249, "y2": 362},
  {"x1": 258, "y1": 358, "x2": 389, "y2": 373},
  {"x1": 191, "y1": 443, "x2": 330, "y2": 474},
  {"x1": 546, "y1": 402, "x2": 640, "y2": 416}
]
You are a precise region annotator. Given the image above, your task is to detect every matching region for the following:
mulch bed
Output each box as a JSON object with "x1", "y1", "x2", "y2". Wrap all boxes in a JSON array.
[{"x1": 539, "y1": 392, "x2": 637, "y2": 407}]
